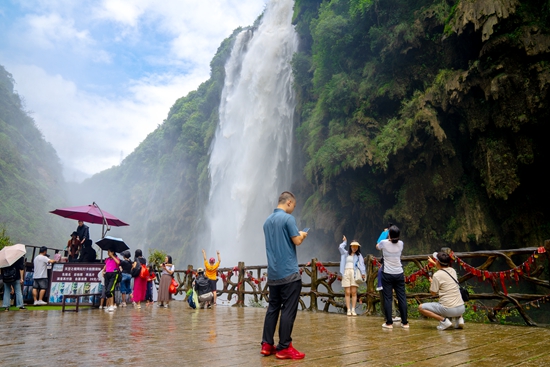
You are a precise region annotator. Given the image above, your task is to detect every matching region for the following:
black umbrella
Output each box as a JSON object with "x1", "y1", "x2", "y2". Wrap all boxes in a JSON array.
[{"x1": 96, "y1": 236, "x2": 129, "y2": 254}]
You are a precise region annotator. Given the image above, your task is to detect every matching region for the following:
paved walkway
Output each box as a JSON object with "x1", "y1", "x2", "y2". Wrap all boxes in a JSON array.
[{"x1": 1, "y1": 303, "x2": 550, "y2": 366}]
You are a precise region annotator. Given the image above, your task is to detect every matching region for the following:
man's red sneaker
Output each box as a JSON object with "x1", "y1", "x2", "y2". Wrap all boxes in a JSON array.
[
  {"x1": 260, "y1": 342, "x2": 276, "y2": 356},
  {"x1": 275, "y1": 343, "x2": 305, "y2": 360}
]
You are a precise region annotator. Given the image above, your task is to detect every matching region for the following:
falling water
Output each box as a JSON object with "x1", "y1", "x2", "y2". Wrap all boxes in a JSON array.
[{"x1": 202, "y1": 0, "x2": 299, "y2": 266}]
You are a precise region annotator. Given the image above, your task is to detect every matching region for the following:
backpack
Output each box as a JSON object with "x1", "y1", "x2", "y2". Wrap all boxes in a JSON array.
[
  {"x1": 2, "y1": 266, "x2": 17, "y2": 283},
  {"x1": 186, "y1": 289, "x2": 197, "y2": 309},
  {"x1": 131, "y1": 261, "x2": 142, "y2": 278},
  {"x1": 139, "y1": 264, "x2": 150, "y2": 279}
]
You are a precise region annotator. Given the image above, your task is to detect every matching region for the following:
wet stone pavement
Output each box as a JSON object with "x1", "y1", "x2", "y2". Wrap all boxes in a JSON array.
[{"x1": 1, "y1": 302, "x2": 550, "y2": 366}]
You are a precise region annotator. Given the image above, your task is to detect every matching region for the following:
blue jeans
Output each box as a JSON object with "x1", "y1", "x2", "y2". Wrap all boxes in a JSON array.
[
  {"x1": 3, "y1": 281, "x2": 23, "y2": 308},
  {"x1": 120, "y1": 273, "x2": 132, "y2": 294}
]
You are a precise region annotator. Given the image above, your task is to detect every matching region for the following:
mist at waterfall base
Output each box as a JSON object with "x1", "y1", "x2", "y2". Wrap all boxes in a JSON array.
[{"x1": 200, "y1": 0, "x2": 299, "y2": 267}]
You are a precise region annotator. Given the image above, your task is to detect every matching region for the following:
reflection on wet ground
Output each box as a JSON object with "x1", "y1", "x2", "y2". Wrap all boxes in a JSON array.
[{"x1": 1, "y1": 303, "x2": 550, "y2": 366}]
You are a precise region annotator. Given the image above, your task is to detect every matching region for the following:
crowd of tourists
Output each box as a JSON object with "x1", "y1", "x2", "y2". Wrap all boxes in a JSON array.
[{"x1": 1, "y1": 190, "x2": 466, "y2": 362}]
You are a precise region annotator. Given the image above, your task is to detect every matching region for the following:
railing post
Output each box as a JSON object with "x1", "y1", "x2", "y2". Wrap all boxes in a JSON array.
[
  {"x1": 309, "y1": 258, "x2": 318, "y2": 311},
  {"x1": 186, "y1": 265, "x2": 194, "y2": 291},
  {"x1": 233, "y1": 261, "x2": 246, "y2": 307},
  {"x1": 365, "y1": 254, "x2": 375, "y2": 314}
]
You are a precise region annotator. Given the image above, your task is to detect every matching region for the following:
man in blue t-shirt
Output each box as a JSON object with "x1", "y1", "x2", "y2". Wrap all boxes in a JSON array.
[{"x1": 260, "y1": 191, "x2": 308, "y2": 360}]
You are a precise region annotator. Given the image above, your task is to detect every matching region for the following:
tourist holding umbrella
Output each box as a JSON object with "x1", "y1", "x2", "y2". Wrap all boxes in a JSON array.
[
  {"x1": 103, "y1": 249, "x2": 120, "y2": 312},
  {"x1": 0, "y1": 244, "x2": 26, "y2": 311}
]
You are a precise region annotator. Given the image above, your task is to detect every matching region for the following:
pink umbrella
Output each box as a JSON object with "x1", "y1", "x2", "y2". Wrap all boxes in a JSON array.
[
  {"x1": 0, "y1": 244, "x2": 26, "y2": 268},
  {"x1": 50, "y1": 203, "x2": 129, "y2": 227}
]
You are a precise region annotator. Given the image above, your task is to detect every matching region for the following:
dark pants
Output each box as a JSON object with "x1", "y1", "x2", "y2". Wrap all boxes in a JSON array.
[
  {"x1": 104, "y1": 272, "x2": 119, "y2": 298},
  {"x1": 382, "y1": 272, "x2": 408, "y2": 325},
  {"x1": 262, "y1": 279, "x2": 301, "y2": 350}
]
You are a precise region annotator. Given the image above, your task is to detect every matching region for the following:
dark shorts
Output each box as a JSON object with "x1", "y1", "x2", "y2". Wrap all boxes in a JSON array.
[
  {"x1": 33, "y1": 278, "x2": 48, "y2": 290},
  {"x1": 209, "y1": 279, "x2": 217, "y2": 292}
]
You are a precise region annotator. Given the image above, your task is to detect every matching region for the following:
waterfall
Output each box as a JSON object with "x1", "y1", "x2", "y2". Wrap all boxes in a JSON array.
[{"x1": 202, "y1": 0, "x2": 299, "y2": 266}]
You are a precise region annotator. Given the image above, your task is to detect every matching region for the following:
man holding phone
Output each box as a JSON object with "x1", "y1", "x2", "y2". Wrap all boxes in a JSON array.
[{"x1": 260, "y1": 191, "x2": 308, "y2": 360}]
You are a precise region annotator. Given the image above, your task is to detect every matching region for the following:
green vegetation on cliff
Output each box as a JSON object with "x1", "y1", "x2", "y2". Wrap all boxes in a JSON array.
[
  {"x1": 293, "y1": 0, "x2": 550, "y2": 253},
  {"x1": 0, "y1": 65, "x2": 70, "y2": 247}
]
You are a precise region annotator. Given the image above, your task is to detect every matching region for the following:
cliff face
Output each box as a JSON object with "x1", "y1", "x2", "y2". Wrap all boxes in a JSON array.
[
  {"x1": 0, "y1": 65, "x2": 71, "y2": 247},
  {"x1": 292, "y1": 0, "x2": 550, "y2": 254}
]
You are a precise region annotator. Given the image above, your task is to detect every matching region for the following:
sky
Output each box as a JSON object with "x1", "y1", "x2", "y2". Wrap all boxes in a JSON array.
[{"x1": 0, "y1": 0, "x2": 266, "y2": 181}]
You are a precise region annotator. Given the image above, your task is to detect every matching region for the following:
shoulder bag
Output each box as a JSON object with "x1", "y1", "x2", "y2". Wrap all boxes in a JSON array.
[
  {"x1": 354, "y1": 257, "x2": 365, "y2": 285},
  {"x1": 440, "y1": 269, "x2": 470, "y2": 302}
]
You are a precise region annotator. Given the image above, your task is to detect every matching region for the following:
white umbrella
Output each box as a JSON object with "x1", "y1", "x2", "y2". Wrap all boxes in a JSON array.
[{"x1": 0, "y1": 244, "x2": 26, "y2": 268}]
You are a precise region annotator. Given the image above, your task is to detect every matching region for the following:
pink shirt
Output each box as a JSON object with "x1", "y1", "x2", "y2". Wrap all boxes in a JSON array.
[{"x1": 105, "y1": 257, "x2": 119, "y2": 272}]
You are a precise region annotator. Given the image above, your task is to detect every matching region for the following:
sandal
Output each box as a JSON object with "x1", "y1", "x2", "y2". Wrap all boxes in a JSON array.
[{"x1": 4, "y1": 307, "x2": 9, "y2": 312}]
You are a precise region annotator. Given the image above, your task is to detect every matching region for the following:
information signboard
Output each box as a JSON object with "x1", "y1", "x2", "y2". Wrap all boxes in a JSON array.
[{"x1": 48, "y1": 263, "x2": 104, "y2": 305}]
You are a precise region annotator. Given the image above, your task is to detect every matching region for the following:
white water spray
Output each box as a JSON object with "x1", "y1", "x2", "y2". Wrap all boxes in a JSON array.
[{"x1": 203, "y1": 0, "x2": 299, "y2": 266}]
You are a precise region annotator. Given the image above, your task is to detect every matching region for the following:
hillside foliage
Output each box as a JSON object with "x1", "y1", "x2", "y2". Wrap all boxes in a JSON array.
[
  {"x1": 292, "y1": 0, "x2": 550, "y2": 254},
  {"x1": 0, "y1": 65, "x2": 71, "y2": 248}
]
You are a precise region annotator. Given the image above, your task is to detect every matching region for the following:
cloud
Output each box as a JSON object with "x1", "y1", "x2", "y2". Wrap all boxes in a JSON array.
[
  {"x1": 9, "y1": 11, "x2": 112, "y2": 64},
  {"x1": 1, "y1": 0, "x2": 267, "y2": 179},
  {"x1": 8, "y1": 64, "x2": 206, "y2": 177}
]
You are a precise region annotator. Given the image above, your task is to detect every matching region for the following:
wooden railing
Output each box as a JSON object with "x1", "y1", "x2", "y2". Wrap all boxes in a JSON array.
[{"x1": 170, "y1": 241, "x2": 550, "y2": 326}]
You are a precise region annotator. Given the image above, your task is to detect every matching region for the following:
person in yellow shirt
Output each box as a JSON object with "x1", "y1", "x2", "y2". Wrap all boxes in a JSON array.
[{"x1": 202, "y1": 249, "x2": 221, "y2": 305}]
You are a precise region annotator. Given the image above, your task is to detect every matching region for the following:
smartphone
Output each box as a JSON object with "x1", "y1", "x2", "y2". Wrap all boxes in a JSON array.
[{"x1": 302, "y1": 228, "x2": 310, "y2": 233}]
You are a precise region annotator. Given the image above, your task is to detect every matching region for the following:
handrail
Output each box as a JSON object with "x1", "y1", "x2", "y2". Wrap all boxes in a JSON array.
[{"x1": 169, "y1": 241, "x2": 550, "y2": 326}]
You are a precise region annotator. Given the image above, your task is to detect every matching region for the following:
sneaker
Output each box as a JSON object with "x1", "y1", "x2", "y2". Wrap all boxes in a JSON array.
[
  {"x1": 37, "y1": 300, "x2": 48, "y2": 305},
  {"x1": 19, "y1": 306, "x2": 26, "y2": 310},
  {"x1": 33, "y1": 301, "x2": 39, "y2": 306},
  {"x1": 401, "y1": 323, "x2": 409, "y2": 329},
  {"x1": 382, "y1": 323, "x2": 393, "y2": 329},
  {"x1": 121, "y1": 302, "x2": 126, "y2": 307},
  {"x1": 454, "y1": 317, "x2": 465, "y2": 329},
  {"x1": 437, "y1": 318, "x2": 453, "y2": 330},
  {"x1": 260, "y1": 342, "x2": 276, "y2": 356},
  {"x1": 347, "y1": 310, "x2": 352, "y2": 316},
  {"x1": 351, "y1": 309, "x2": 357, "y2": 316},
  {"x1": 164, "y1": 304, "x2": 169, "y2": 308},
  {"x1": 107, "y1": 306, "x2": 115, "y2": 312},
  {"x1": 275, "y1": 343, "x2": 305, "y2": 360},
  {"x1": 98, "y1": 306, "x2": 104, "y2": 309},
  {"x1": 114, "y1": 304, "x2": 117, "y2": 309}
]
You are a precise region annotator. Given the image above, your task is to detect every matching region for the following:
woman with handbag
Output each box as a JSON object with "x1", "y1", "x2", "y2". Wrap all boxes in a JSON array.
[
  {"x1": 418, "y1": 252, "x2": 465, "y2": 330},
  {"x1": 339, "y1": 235, "x2": 366, "y2": 316},
  {"x1": 377, "y1": 225, "x2": 409, "y2": 329},
  {"x1": 157, "y1": 255, "x2": 174, "y2": 308},
  {"x1": 131, "y1": 249, "x2": 147, "y2": 309}
]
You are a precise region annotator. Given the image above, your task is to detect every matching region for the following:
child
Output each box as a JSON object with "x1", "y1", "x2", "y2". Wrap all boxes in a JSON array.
[
  {"x1": 145, "y1": 265, "x2": 156, "y2": 306},
  {"x1": 98, "y1": 268, "x2": 107, "y2": 309}
]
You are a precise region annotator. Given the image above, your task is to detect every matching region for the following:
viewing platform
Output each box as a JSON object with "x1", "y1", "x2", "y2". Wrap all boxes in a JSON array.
[{"x1": 1, "y1": 302, "x2": 549, "y2": 366}]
